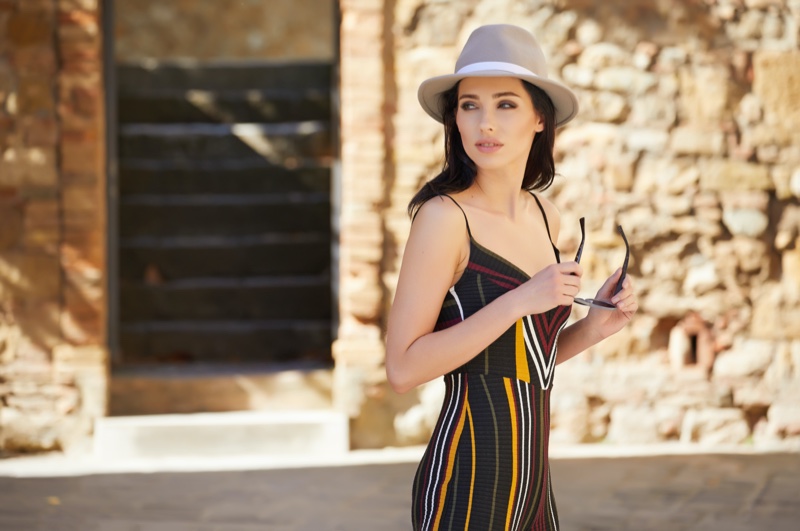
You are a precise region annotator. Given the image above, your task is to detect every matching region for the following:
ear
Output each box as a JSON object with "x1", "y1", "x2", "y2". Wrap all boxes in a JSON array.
[{"x1": 534, "y1": 113, "x2": 545, "y2": 133}]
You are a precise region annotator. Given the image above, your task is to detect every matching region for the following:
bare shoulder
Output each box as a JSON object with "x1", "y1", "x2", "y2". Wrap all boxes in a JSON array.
[
  {"x1": 529, "y1": 192, "x2": 562, "y2": 240},
  {"x1": 404, "y1": 195, "x2": 469, "y2": 276},
  {"x1": 412, "y1": 195, "x2": 468, "y2": 237}
]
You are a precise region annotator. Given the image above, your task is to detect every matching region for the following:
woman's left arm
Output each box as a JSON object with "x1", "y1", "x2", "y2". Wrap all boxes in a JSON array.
[{"x1": 556, "y1": 268, "x2": 638, "y2": 364}]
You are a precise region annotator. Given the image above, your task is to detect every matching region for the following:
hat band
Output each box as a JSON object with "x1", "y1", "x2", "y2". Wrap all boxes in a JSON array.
[{"x1": 456, "y1": 61, "x2": 538, "y2": 77}]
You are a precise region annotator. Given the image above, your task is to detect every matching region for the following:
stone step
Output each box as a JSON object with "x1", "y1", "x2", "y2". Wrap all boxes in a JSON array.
[
  {"x1": 93, "y1": 410, "x2": 348, "y2": 459},
  {"x1": 119, "y1": 165, "x2": 330, "y2": 195},
  {"x1": 117, "y1": 122, "x2": 332, "y2": 163},
  {"x1": 120, "y1": 233, "x2": 330, "y2": 281},
  {"x1": 109, "y1": 363, "x2": 334, "y2": 415},
  {"x1": 118, "y1": 88, "x2": 331, "y2": 124},
  {"x1": 117, "y1": 61, "x2": 332, "y2": 92}
]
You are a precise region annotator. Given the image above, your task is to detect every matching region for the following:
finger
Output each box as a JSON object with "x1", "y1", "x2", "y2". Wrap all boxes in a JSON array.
[{"x1": 560, "y1": 261, "x2": 583, "y2": 277}]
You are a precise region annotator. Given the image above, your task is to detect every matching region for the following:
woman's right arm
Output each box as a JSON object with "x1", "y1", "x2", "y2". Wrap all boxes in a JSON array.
[{"x1": 385, "y1": 199, "x2": 582, "y2": 393}]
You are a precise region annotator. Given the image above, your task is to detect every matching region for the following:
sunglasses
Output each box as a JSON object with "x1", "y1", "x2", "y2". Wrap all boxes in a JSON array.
[{"x1": 573, "y1": 217, "x2": 629, "y2": 310}]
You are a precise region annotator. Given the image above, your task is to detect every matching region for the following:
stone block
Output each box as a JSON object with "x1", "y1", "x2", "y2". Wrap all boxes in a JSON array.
[
  {"x1": 683, "y1": 258, "x2": 721, "y2": 296},
  {"x1": 766, "y1": 389, "x2": 800, "y2": 437},
  {"x1": 679, "y1": 65, "x2": 731, "y2": 124},
  {"x1": 603, "y1": 152, "x2": 636, "y2": 191},
  {"x1": 753, "y1": 51, "x2": 800, "y2": 136},
  {"x1": 60, "y1": 138, "x2": 100, "y2": 176},
  {"x1": 752, "y1": 284, "x2": 800, "y2": 340},
  {"x1": 550, "y1": 391, "x2": 591, "y2": 444},
  {"x1": 22, "y1": 198, "x2": 59, "y2": 247},
  {"x1": 0, "y1": 322, "x2": 21, "y2": 364},
  {"x1": 58, "y1": 0, "x2": 99, "y2": 10},
  {"x1": 0, "y1": 406, "x2": 60, "y2": 452},
  {"x1": 0, "y1": 145, "x2": 58, "y2": 187},
  {"x1": 577, "y1": 42, "x2": 630, "y2": 69},
  {"x1": 680, "y1": 408, "x2": 750, "y2": 445},
  {"x1": 17, "y1": 75, "x2": 54, "y2": 115},
  {"x1": 670, "y1": 126, "x2": 726, "y2": 156},
  {"x1": 8, "y1": 11, "x2": 53, "y2": 47},
  {"x1": 9, "y1": 301, "x2": 62, "y2": 350},
  {"x1": 0, "y1": 249, "x2": 60, "y2": 299},
  {"x1": 782, "y1": 244, "x2": 800, "y2": 295},
  {"x1": 19, "y1": 115, "x2": 58, "y2": 147},
  {"x1": 52, "y1": 343, "x2": 105, "y2": 368},
  {"x1": 699, "y1": 159, "x2": 773, "y2": 191},
  {"x1": 579, "y1": 91, "x2": 628, "y2": 123},
  {"x1": 713, "y1": 339, "x2": 775, "y2": 379},
  {"x1": 0, "y1": 200, "x2": 22, "y2": 249},
  {"x1": 722, "y1": 208, "x2": 769, "y2": 237},
  {"x1": 606, "y1": 405, "x2": 661, "y2": 444},
  {"x1": 595, "y1": 66, "x2": 657, "y2": 94},
  {"x1": 10, "y1": 45, "x2": 57, "y2": 77},
  {"x1": 628, "y1": 93, "x2": 678, "y2": 128}
]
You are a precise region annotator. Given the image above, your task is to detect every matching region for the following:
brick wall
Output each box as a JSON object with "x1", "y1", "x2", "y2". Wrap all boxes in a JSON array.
[{"x1": 0, "y1": 0, "x2": 106, "y2": 453}]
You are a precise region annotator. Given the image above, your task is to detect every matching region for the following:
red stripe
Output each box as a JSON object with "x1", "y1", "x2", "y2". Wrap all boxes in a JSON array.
[{"x1": 467, "y1": 261, "x2": 524, "y2": 286}]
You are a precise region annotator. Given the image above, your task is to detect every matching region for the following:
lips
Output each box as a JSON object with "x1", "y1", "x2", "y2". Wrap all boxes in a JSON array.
[{"x1": 475, "y1": 140, "x2": 503, "y2": 153}]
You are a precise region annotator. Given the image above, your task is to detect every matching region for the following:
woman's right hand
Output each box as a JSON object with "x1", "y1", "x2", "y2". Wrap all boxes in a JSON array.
[{"x1": 513, "y1": 261, "x2": 582, "y2": 315}]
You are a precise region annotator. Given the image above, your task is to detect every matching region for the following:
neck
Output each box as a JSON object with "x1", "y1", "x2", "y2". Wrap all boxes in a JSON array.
[{"x1": 472, "y1": 166, "x2": 526, "y2": 219}]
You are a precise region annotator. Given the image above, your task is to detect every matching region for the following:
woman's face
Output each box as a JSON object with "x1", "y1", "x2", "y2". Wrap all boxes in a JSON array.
[{"x1": 455, "y1": 77, "x2": 543, "y2": 174}]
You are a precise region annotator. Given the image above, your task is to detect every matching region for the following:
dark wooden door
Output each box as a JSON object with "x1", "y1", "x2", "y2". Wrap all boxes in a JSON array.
[{"x1": 115, "y1": 62, "x2": 333, "y2": 365}]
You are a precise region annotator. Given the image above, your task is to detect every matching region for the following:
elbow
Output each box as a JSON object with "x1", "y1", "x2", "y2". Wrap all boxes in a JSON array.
[{"x1": 385, "y1": 358, "x2": 415, "y2": 395}]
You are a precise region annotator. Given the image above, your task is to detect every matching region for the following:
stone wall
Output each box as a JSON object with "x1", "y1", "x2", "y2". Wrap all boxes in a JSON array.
[
  {"x1": 0, "y1": 0, "x2": 107, "y2": 454},
  {"x1": 337, "y1": 0, "x2": 800, "y2": 449},
  {"x1": 114, "y1": 0, "x2": 336, "y2": 61}
]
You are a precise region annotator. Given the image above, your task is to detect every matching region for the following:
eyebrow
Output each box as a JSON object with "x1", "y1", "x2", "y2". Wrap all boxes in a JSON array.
[{"x1": 458, "y1": 91, "x2": 522, "y2": 100}]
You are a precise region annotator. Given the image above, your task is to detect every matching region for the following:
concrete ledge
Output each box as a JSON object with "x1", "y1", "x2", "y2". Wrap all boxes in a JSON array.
[{"x1": 93, "y1": 410, "x2": 348, "y2": 459}]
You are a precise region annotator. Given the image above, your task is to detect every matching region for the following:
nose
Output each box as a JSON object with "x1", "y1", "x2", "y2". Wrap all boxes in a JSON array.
[{"x1": 479, "y1": 108, "x2": 495, "y2": 133}]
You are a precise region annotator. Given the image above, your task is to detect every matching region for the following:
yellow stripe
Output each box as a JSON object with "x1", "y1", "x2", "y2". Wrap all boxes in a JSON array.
[
  {"x1": 464, "y1": 402, "x2": 475, "y2": 530},
  {"x1": 433, "y1": 388, "x2": 468, "y2": 530},
  {"x1": 515, "y1": 319, "x2": 530, "y2": 383},
  {"x1": 504, "y1": 379, "x2": 519, "y2": 530}
]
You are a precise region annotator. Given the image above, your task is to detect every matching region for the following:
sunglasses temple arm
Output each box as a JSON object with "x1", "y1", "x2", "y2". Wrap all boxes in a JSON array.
[
  {"x1": 614, "y1": 225, "x2": 629, "y2": 295},
  {"x1": 574, "y1": 217, "x2": 586, "y2": 263}
]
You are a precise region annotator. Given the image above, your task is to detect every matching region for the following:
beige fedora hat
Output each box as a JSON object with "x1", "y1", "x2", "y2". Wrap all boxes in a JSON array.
[{"x1": 418, "y1": 24, "x2": 579, "y2": 127}]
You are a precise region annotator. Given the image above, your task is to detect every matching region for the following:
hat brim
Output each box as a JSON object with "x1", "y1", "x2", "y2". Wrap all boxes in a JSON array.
[{"x1": 418, "y1": 70, "x2": 579, "y2": 127}]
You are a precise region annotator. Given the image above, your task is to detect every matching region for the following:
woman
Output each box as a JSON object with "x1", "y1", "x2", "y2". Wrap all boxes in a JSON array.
[{"x1": 385, "y1": 25, "x2": 638, "y2": 530}]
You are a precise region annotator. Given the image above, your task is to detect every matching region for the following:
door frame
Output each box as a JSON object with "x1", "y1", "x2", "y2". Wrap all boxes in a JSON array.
[{"x1": 101, "y1": 0, "x2": 121, "y2": 363}]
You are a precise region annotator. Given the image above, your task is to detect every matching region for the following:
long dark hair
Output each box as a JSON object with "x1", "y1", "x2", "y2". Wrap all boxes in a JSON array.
[{"x1": 408, "y1": 80, "x2": 557, "y2": 217}]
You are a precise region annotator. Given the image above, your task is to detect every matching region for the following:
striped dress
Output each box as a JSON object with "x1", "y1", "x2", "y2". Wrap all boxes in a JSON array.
[{"x1": 411, "y1": 195, "x2": 571, "y2": 531}]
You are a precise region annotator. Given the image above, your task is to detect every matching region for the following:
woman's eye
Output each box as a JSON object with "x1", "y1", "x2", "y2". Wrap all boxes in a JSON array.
[
  {"x1": 498, "y1": 101, "x2": 517, "y2": 109},
  {"x1": 460, "y1": 102, "x2": 477, "y2": 111}
]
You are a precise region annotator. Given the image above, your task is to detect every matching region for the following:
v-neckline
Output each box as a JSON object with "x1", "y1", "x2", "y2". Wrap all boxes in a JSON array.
[{"x1": 468, "y1": 235, "x2": 561, "y2": 281}]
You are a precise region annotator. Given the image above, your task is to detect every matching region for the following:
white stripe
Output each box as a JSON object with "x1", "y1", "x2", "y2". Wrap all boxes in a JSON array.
[
  {"x1": 511, "y1": 379, "x2": 530, "y2": 530},
  {"x1": 456, "y1": 61, "x2": 538, "y2": 77},
  {"x1": 449, "y1": 286, "x2": 465, "y2": 321},
  {"x1": 422, "y1": 373, "x2": 461, "y2": 531},
  {"x1": 522, "y1": 317, "x2": 550, "y2": 389},
  {"x1": 522, "y1": 315, "x2": 561, "y2": 390}
]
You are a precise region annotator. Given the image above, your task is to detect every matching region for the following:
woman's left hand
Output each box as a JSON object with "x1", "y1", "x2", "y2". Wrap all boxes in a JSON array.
[{"x1": 586, "y1": 267, "x2": 638, "y2": 339}]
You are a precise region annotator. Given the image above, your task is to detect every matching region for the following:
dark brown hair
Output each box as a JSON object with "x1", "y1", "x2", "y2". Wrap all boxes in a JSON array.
[{"x1": 408, "y1": 80, "x2": 557, "y2": 217}]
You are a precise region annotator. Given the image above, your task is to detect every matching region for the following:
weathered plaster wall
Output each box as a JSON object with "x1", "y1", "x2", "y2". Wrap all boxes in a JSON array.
[
  {"x1": 0, "y1": 0, "x2": 107, "y2": 453},
  {"x1": 337, "y1": 0, "x2": 800, "y2": 449},
  {"x1": 114, "y1": 0, "x2": 336, "y2": 61}
]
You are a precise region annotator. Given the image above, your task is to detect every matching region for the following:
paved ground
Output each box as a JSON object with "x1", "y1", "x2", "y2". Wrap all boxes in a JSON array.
[{"x1": 0, "y1": 450, "x2": 798, "y2": 530}]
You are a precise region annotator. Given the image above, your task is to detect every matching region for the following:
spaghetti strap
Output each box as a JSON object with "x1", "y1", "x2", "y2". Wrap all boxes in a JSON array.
[
  {"x1": 439, "y1": 194, "x2": 473, "y2": 237},
  {"x1": 530, "y1": 192, "x2": 561, "y2": 263}
]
